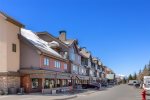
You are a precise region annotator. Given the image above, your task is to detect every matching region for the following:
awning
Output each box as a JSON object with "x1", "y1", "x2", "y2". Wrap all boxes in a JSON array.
[
  {"x1": 20, "y1": 69, "x2": 71, "y2": 79},
  {"x1": 77, "y1": 75, "x2": 90, "y2": 80}
]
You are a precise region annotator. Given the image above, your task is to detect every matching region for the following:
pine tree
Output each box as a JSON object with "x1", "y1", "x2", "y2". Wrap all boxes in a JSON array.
[
  {"x1": 133, "y1": 73, "x2": 137, "y2": 80},
  {"x1": 128, "y1": 74, "x2": 133, "y2": 80},
  {"x1": 139, "y1": 69, "x2": 142, "y2": 74},
  {"x1": 122, "y1": 77, "x2": 127, "y2": 84}
]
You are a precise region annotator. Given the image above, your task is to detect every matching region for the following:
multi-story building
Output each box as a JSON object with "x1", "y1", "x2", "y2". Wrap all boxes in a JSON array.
[
  {"x1": 58, "y1": 31, "x2": 82, "y2": 86},
  {"x1": 79, "y1": 48, "x2": 92, "y2": 84},
  {"x1": 79, "y1": 48, "x2": 97, "y2": 83},
  {"x1": 19, "y1": 29, "x2": 71, "y2": 93},
  {"x1": 0, "y1": 12, "x2": 24, "y2": 93},
  {"x1": 97, "y1": 60, "x2": 103, "y2": 81},
  {"x1": 0, "y1": 11, "x2": 114, "y2": 94},
  {"x1": 92, "y1": 57, "x2": 102, "y2": 82}
]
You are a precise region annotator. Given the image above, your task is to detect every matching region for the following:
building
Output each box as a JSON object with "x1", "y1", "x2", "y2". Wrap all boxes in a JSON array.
[
  {"x1": 0, "y1": 11, "x2": 114, "y2": 94},
  {"x1": 19, "y1": 29, "x2": 72, "y2": 93},
  {"x1": 0, "y1": 12, "x2": 24, "y2": 93},
  {"x1": 58, "y1": 31, "x2": 82, "y2": 86},
  {"x1": 79, "y1": 48, "x2": 96, "y2": 83}
]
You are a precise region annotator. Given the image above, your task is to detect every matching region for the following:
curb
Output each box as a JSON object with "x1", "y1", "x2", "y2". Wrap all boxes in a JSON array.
[
  {"x1": 84, "y1": 91, "x2": 95, "y2": 95},
  {"x1": 54, "y1": 95, "x2": 77, "y2": 100}
]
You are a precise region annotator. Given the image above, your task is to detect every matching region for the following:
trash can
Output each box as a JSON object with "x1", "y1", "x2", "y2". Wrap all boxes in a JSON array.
[
  {"x1": 18, "y1": 88, "x2": 24, "y2": 94},
  {"x1": 8, "y1": 87, "x2": 17, "y2": 94}
]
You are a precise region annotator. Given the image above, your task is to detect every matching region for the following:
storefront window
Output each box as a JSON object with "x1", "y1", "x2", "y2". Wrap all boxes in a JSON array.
[
  {"x1": 56, "y1": 79, "x2": 61, "y2": 87},
  {"x1": 68, "y1": 80, "x2": 72, "y2": 86},
  {"x1": 62, "y1": 80, "x2": 68, "y2": 87},
  {"x1": 32, "y1": 78, "x2": 39, "y2": 89},
  {"x1": 45, "y1": 79, "x2": 50, "y2": 88},
  {"x1": 50, "y1": 80, "x2": 55, "y2": 88}
]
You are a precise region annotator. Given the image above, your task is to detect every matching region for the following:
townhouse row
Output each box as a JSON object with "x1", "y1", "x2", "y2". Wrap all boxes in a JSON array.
[{"x1": 0, "y1": 12, "x2": 114, "y2": 94}]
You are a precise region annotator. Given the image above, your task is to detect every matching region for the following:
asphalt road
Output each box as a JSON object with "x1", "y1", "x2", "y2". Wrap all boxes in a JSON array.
[
  {"x1": 0, "y1": 84, "x2": 149, "y2": 100},
  {"x1": 73, "y1": 84, "x2": 144, "y2": 100}
]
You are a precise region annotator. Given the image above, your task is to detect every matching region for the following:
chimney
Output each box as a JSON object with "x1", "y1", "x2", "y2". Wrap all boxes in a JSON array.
[{"x1": 59, "y1": 30, "x2": 66, "y2": 41}]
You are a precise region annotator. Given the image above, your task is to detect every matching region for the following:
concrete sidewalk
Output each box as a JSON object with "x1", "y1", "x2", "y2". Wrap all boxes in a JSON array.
[
  {"x1": 33, "y1": 89, "x2": 97, "y2": 99},
  {"x1": 0, "y1": 87, "x2": 110, "y2": 100}
]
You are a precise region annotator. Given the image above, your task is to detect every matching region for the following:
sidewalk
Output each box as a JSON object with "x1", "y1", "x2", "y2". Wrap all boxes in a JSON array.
[{"x1": 25, "y1": 89, "x2": 98, "y2": 100}]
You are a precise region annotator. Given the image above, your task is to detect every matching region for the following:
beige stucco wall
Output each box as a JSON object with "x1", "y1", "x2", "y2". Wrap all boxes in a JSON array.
[
  {"x1": 0, "y1": 14, "x2": 20, "y2": 72},
  {"x1": 20, "y1": 41, "x2": 40, "y2": 69},
  {"x1": 0, "y1": 14, "x2": 7, "y2": 72}
]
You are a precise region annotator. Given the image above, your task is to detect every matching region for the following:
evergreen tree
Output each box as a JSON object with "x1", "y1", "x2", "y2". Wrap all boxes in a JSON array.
[
  {"x1": 122, "y1": 77, "x2": 127, "y2": 84},
  {"x1": 139, "y1": 69, "x2": 142, "y2": 74},
  {"x1": 133, "y1": 73, "x2": 137, "y2": 80},
  {"x1": 144, "y1": 65, "x2": 148, "y2": 71},
  {"x1": 128, "y1": 74, "x2": 133, "y2": 80}
]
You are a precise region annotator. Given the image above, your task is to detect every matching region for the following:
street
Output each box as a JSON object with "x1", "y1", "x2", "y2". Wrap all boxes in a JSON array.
[
  {"x1": 0, "y1": 84, "x2": 149, "y2": 100},
  {"x1": 74, "y1": 84, "x2": 144, "y2": 100}
]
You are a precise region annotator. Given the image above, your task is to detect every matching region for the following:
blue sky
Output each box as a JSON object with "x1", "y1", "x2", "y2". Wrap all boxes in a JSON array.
[{"x1": 1, "y1": 0, "x2": 150, "y2": 76}]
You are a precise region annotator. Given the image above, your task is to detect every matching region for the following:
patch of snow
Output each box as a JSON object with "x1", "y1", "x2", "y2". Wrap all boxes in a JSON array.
[
  {"x1": 48, "y1": 41, "x2": 59, "y2": 47},
  {"x1": 64, "y1": 41, "x2": 70, "y2": 45},
  {"x1": 21, "y1": 28, "x2": 62, "y2": 58}
]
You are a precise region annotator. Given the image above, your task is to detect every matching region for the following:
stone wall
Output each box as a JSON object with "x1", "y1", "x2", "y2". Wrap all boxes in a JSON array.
[{"x1": 0, "y1": 76, "x2": 20, "y2": 93}]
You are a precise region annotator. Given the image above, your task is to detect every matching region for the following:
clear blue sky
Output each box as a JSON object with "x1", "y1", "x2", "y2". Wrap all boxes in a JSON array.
[{"x1": 1, "y1": 0, "x2": 150, "y2": 76}]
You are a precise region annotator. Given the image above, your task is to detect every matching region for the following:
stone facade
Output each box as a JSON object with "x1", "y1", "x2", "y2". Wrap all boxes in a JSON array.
[{"x1": 0, "y1": 76, "x2": 20, "y2": 93}]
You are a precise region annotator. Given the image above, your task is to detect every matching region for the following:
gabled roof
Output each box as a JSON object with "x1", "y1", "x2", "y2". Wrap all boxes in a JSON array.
[
  {"x1": 92, "y1": 57, "x2": 98, "y2": 61},
  {"x1": 79, "y1": 48, "x2": 91, "y2": 58},
  {"x1": 62, "y1": 39, "x2": 80, "y2": 54},
  {"x1": 36, "y1": 32, "x2": 69, "y2": 48},
  {"x1": 20, "y1": 28, "x2": 64, "y2": 59},
  {"x1": 0, "y1": 11, "x2": 24, "y2": 27},
  {"x1": 63, "y1": 39, "x2": 75, "y2": 46},
  {"x1": 98, "y1": 60, "x2": 102, "y2": 65}
]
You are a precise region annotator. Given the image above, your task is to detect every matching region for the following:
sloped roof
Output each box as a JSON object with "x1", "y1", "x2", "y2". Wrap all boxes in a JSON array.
[
  {"x1": 79, "y1": 48, "x2": 91, "y2": 58},
  {"x1": 98, "y1": 60, "x2": 102, "y2": 65},
  {"x1": 21, "y1": 28, "x2": 63, "y2": 58},
  {"x1": 92, "y1": 57, "x2": 98, "y2": 61},
  {"x1": 63, "y1": 39, "x2": 75, "y2": 46},
  {"x1": 0, "y1": 11, "x2": 24, "y2": 27},
  {"x1": 36, "y1": 32, "x2": 69, "y2": 48}
]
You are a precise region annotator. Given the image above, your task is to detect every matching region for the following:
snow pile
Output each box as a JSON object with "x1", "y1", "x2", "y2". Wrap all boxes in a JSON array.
[
  {"x1": 48, "y1": 41, "x2": 60, "y2": 47},
  {"x1": 21, "y1": 28, "x2": 62, "y2": 58},
  {"x1": 64, "y1": 41, "x2": 70, "y2": 45}
]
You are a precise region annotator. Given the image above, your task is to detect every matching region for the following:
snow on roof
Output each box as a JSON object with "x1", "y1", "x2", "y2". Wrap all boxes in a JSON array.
[
  {"x1": 64, "y1": 41, "x2": 70, "y2": 45},
  {"x1": 21, "y1": 28, "x2": 62, "y2": 58},
  {"x1": 49, "y1": 41, "x2": 59, "y2": 46}
]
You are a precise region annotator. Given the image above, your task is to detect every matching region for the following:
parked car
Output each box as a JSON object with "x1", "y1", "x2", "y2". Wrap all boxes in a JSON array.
[
  {"x1": 82, "y1": 83, "x2": 101, "y2": 89},
  {"x1": 101, "y1": 82, "x2": 108, "y2": 87},
  {"x1": 108, "y1": 82, "x2": 115, "y2": 85}
]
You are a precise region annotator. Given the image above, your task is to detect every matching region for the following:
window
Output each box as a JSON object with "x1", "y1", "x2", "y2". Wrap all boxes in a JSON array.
[
  {"x1": 73, "y1": 65, "x2": 78, "y2": 74},
  {"x1": 44, "y1": 57, "x2": 49, "y2": 66},
  {"x1": 64, "y1": 63, "x2": 67, "y2": 70},
  {"x1": 12, "y1": 44, "x2": 16, "y2": 52},
  {"x1": 55, "y1": 61, "x2": 61, "y2": 68},
  {"x1": 32, "y1": 78, "x2": 39, "y2": 89},
  {"x1": 70, "y1": 47, "x2": 75, "y2": 61},
  {"x1": 45, "y1": 79, "x2": 50, "y2": 88}
]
